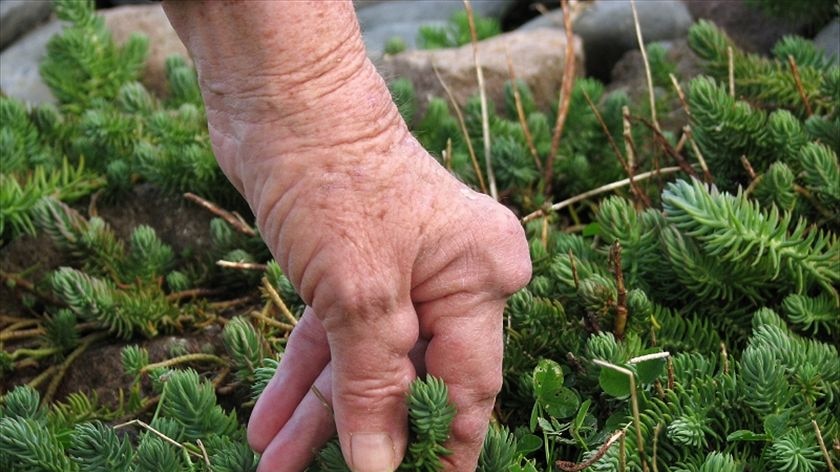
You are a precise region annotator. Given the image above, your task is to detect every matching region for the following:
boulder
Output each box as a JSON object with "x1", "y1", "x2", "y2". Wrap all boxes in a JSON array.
[
  {"x1": 0, "y1": 0, "x2": 52, "y2": 50},
  {"x1": 101, "y1": 4, "x2": 190, "y2": 98},
  {"x1": 814, "y1": 18, "x2": 839, "y2": 61},
  {"x1": 681, "y1": 0, "x2": 810, "y2": 54},
  {"x1": 0, "y1": 19, "x2": 62, "y2": 104},
  {"x1": 520, "y1": 0, "x2": 692, "y2": 80},
  {"x1": 0, "y1": 3, "x2": 187, "y2": 105},
  {"x1": 377, "y1": 27, "x2": 584, "y2": 116},
  {"x1": 356, "y1": 0, "x2": 515, "y2": 56}
]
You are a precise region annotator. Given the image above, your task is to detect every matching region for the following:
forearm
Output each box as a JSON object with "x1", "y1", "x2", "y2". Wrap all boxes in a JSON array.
[{"x1": 161, "y1": 1, "x2": 408, "y2": 179}]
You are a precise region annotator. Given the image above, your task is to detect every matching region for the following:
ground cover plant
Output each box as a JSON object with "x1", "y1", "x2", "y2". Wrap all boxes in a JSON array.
[{"x1": 1, "y1": 0, "x2": 838, "y2": 470}]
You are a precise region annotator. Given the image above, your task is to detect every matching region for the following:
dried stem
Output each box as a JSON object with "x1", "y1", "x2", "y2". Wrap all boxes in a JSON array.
[
  {"x1": 812, "y1": 420, "x2": 837, "y2": 472},
  {"x1": 521, "y1": 166, "x2": 684, "y2": 223},
  {"x1": 787, "y1": 55, "x2": 813, "y2": 116},
  {"x1": 0, "y1": 270, "x2": 64, "y2": 306},
  {"x1": 505, "y1": 49, "x2": 541, "y2": 170},
  {"x1": 556, "y1": 429, "x2": 626, "y2": 471},
  {"x1": 250, "y1": 311, "x2": 295, "y2": 332},
  {"x1": 682, "y1": 126, "x2": 713, "y2": 182},
  {"x1": 581, "y1": 90, "x2": 649, "y2": 206},
  {"x1": 166, "y1": 288, "x2": 223, "y2": 302},
  {"x1": 631, "y1": 115, "x2": 699, "y2": 180},
  {"x1": 184, "y1": 192, "x2": 256, "y2": 236},
  {"x1": 592, "y1": 360, "x2": 649, "y2": 471},
  {"x1": 546, "y1": 0, "x2": 577, "y2": 195},
  {"x1": 611, "y1": 242, "x2": 628, "y2": 340},
  {"x1": 622, "y1": 105, "x2": 636, "y2": 172},
  {"x1": 140, "y1": 353, "x2": 227, "y2": 374},
  {"x1": 26, "y1": 365, "x2": 58, "y2": 390},
  {"x1": 431, "y1": 62, "x2": 488, "y2": 194},
  {"x1": 631, "y1": 0, "x2": 659, "y2": 133},
  {"x1": 261, "y1": 277, "x2": 298, "y2": 326},
  {"x1": 114, "y1": 419, "x2": 205, "y2": 460},
  {"x1": 464, "y1": 0, "x2": 498, "y2": 200},
  {"x1": 652, "y1": 423, "x2": 662, "y2": 472},
  {"x1": 43, "y1": 332, "x2": 108, "y2": 405},
  {"x1": 669, "y1": 73, "x2": 690, "y2": 117},
  {"x1": 216, "y1": 260, "x2": 267, "y2": 271}
]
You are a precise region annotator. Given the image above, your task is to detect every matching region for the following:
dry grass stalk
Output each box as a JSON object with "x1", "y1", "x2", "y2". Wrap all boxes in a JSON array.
[
  {"x1": 630, "y1": 0, "x2": 660, "y2": 134},
  {"x1": 521, "y1": 166, "x2": 683, "y2": 223},
  {"x1": 505, "y1": 48, "x2": 541, "y2": 170},
  {"x1": 262, "y1": 276, "x2": 298, "y2": 326},
  {"x1": 556, "y1": 429, "x2": 627, "y2": 471},
  {"x1": 464, "y1": 0, "x2": 498, "y2": 200},
  {"x1": 581, "y1": 90, "x2": 649, "y2": 206},
  {"x1": 184, "y1": 192, "x2": 255, "y2": 237},
  {"x1": 812, "y1": 420, "x2": 838, "y2": 472},
  {"x1": 431, "y1": 62, "x2": 488, "y2": 194},
  {"x1": 216, "y1": 260, "x2": 267, "y2": 271},
  {"x1": 546, "y1": 0, "x2": 577, "y2": 194},
  {"x1": 787, "y1": 55, "x2": 814, "y2": 116}
]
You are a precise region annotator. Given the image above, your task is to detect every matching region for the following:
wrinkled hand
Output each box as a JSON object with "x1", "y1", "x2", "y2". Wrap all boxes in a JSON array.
[
  {"x1": 162, "y1": 3, "x2": 531, "y2": 470},
  {"x1": 240, "y1": 137, "x2": 531, "y2": 471}
]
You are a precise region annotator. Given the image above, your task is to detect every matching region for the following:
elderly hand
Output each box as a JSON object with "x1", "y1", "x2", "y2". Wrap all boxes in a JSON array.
[{"x1": 163, "y1": 2, "x2": 531, "y2": 470}]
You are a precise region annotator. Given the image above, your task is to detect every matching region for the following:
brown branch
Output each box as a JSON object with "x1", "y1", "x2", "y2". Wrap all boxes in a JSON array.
[
  {"x1": 787, "y1": 55, "x2": 813, "y2": 117},
  {"x1": 261, "y1": 277, "x2": 298, "y2": 326},
  {"x1": 0, "y1": 271, "x2": 64, "y2": 306},
  {"x1": 464, "y1": 0, "x2": 498, "y2": 200},
  {"x1": 166, "y1": 288, "x2": 223, "y2": 302},
  {"x1": 630, "y1": 115, "x2": 699, "y2": 181},
  {"x1": 505, "y1": 49, "x2": 541, "y2": 170},
  {"x1": 581, "y1": 90, "x2": 649, "y2": 205},
  {"x1": 557, "y1": 429, "x2": 626, "y2": 471},
  {"x1": 42, "y1": 332, "x2": 108, "y2": 405},
  {"x1": 611, "y1": 242, "x2": 628, "y2": 340},
  {"x1": 631, "y1": 0, "x2": 659, "y2": 133},
  {"x1": 521, "y1": 167, "x2": 684, "y2": 223},
  {"x1": 431, "y1": 62, "x2": 488, "y2": 194},
  {"x1": 545, "y1": 0, "x2": 577, "y2": 195},
  {"x1": 184, "y1": 192, "x2": 256, "y2": 237}
]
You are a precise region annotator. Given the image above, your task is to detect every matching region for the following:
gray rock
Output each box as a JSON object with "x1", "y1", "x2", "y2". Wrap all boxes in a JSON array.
[
  {"x1": 814, "y1": 18, "x2": 839, "y2": 61},
  {"x1": 356, "y1": 0, "x2": 514, "y2": 56},
  {"x1": 0, "y1": 0, "x2": 52, "y2": 50},
  {"x1": 378, "y1": 28, "x2": 584, "y2": 118},
  {"x1": 521, "y1": 0, "x2": 692, "y2": 80},
  {"x1": 0, "y1": 19, "x2": 61, "y2": 104}
]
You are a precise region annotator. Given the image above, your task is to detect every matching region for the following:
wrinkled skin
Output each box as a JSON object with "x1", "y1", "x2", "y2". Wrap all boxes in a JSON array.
[{"x1": 162, "y1": 2, "x2": 531, "y2": 470}]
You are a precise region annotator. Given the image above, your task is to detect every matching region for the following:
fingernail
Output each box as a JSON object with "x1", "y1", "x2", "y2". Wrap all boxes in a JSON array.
[{"x1": 350, "y1": 432, "x2": 395, "y2": 472}]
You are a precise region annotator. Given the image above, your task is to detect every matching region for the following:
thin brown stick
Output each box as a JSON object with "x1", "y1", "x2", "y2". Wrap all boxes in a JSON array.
[
  {"x1": 669, "y1": 73, "x2": 690, "y2": 117},
  {"x1": 631, "y1": 115, "x2": 699, "y2": 180},
  {"x1": 611, "y1": 242, "x2": 628, "y2": 340},
  {"x1": 787, "y1": 55, "x2": 813, "y2": 116},
  {"x1": 505, "y1": 49, "x2": 541, "y2": 170},
  {"x1": 166, "y1": 288, "x2": 223, "y2": 302},
  {"x1": 184, "y1": 192, "x2": 256, "y2": 237},
  {"x1": 464, "y1": 0, "x2": 498, "y2": 200},
  {"x1": 0, "y1": 271, "x2": 64, "y2": 306},
  {"x1": 652, "y1": 423, "x2": 662, "y2": 472},
  {"x1": 431, "y1": 62, "x2": 488, "y2": 194},
  {"x1": 114, "y1": 419, "x2": 204, "y2": 460},
  {"x1": 26, "y1": 365, "x2": 58, "y2": 390},
  {"x1": 546, "y1": 0, "x2": 577, "y2": 195},
  {"x1": 216, "y1": 260, "x2": 267, "y2": 271},
  {"x1": 42, "y1": 332, "x2": 107, "y2": 405},
  {"x1": 261, "y1": 277, "x2": 298, "y2": 326},
  {"x1": 444, "y1": 137, "x2": 453, "y2": 171},
  {"x1": 631, "y1": 0, "x2": 659, "y2": 134},
  {"x1": 682, "y1": 126, "x2": 712, "y2": 182},
  {"x1": 521, "y1": 166, "x2": 684, "y2": 223},
  {"x1": 140, "y1": 353, "x2": 226, "y2": 374},
  {"x1": 741, "y1": 155, "x2": 757, "y2": 181},
  {"x1": 1, "y1": 327, "x2": 44, "y2": 342},
  {"x1": 581, "y1": 90, "x2": 649, "y2": 205},
  {"x1": 622, "y1": 106, "x2": 636, "y2": 172},
  {"x1": 196, "y1": 439, "x2": 211, "y2": 467},
  {"x1": 721, "y1": 342, "x2": 730, "y2": 375},
  {"x1": 556, "y1": 429, "x2": 626, "y2": 471},
  {"x1": 208, "y1": 294, "x2": 257, "y2": 311},
  {"x1": 250, "y1": 311, "x2": 295, "y2": 332},
  {"x1": 812, "y1": 420, "x2": 837, "y2": 472}
]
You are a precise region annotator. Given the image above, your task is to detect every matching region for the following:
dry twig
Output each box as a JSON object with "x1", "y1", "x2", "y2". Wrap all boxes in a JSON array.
[
  {"x1": 546, "y1": 0, "x2": 577, "y2": 195},
  {"x1": 184, "y1": 192, "x2": 256, "y2": 236},
  {"x1": 787, "y1": 55, "x2": 813, "y2": 116}
]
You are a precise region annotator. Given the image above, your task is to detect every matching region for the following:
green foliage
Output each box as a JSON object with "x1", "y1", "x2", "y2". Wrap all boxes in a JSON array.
[
  {"x1": 417, "y1": 10, "x2": 500, "y2": 49},
  {"x1": 746, "y1": 0, "x2": 837, "y2": 23}
]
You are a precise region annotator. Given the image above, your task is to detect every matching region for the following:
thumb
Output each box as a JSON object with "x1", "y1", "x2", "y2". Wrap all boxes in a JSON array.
[{"x1": 324, "y1": 304, "x2": 419, "y2": 472}]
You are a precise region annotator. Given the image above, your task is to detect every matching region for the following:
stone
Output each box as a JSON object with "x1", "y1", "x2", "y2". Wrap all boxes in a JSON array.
[
  {"x1": 0, "y1": 0, "x2": 52, "y2": 50},
  {"x1": 814, "y1": 18, "x2": 839, "y2": 61},
  {"x1": 101, "y1": 4, "x2": 190, "y2": 98},
  {"x1": 520, "y1": 0, "x2": 692, "y2": 80},
  {"x1": 0, "y1": 19, "x2": 62, "y2": 104},
  {"x1": 0, "y1": 4, "x2": 187, "y2": 105},
  {"x1": 356, "y1": 0, "x2": 515, "y2": 56},
  {"x1": 681, "y1": 0, "x2": 810, "y2": 54},
  {"x1": 377, "y1": 28, "x2": 584, "y2": 116}
]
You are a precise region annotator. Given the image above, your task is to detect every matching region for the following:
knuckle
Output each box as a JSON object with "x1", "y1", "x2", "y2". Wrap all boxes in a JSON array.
[{"x1": 470, "y1": 206, "x2": 532, "y2": 295}]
